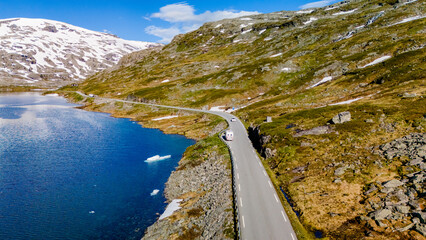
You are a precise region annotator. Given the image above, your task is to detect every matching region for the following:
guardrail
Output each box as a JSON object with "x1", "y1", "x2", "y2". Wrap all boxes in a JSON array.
[{"x1": 219, "y1": 130, "x2": 240, "y2": 240}]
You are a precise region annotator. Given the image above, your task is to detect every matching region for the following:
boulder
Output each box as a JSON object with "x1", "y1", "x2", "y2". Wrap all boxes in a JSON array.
[
  {"x1": 412, "y1": 211, "x2": 426, "y2": 224},
  {"x1": 383, "y1": 179, "x2": 404, "y2": 188},
  {"x1": 331, "y1": 111, "x2": 351, "y2": 124},
  {"x1": 395, "y1": 205, "x2": 410, "y2": 214},
  {"x1": 373, "y1": 209, "x2": 392, "y2": 220},
  {"x1": 415, "y1": 223, "x2": 426, "y2": 237},
  {"x1": 334, "y1": 167, "x2": 347, "y2": 176}
]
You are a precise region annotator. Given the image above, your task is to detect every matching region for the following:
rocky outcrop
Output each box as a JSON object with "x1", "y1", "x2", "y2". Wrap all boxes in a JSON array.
[
  {"x1": 377, "y1": 133, "x2": 426, "y2": 168},
  {"x1": 248, "y1": 126, "x2": 274, "y2": 158},
  {"x1": 331, "y1": 111, "x2": 351, "y2": 124},
  {"x1": 142, "y1": 145, "x2": 234, "y2": 239},
  {"x1": 360, "y1": 133, "x2": 426, "y2": 237}
]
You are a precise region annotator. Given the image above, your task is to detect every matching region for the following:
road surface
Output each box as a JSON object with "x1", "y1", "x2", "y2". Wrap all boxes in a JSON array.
[{"x1": 77, "y1": 92, "x2": 297, "y2": 240}]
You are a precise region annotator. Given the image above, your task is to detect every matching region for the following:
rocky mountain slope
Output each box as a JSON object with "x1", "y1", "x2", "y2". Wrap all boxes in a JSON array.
[
  {"x1": 67, "y1": 0, "x2": 425, "y2": 239},
  {"x1": 0, "y1": 18, "x2": 161, "y2": 87}
]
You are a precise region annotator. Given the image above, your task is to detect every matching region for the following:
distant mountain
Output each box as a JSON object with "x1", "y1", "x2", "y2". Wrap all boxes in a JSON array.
[{"x1": 0, "y1": 18, "x2": 161, "y2": 87}]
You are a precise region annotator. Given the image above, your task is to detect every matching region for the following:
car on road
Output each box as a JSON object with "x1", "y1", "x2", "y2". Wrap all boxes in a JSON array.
[{"x1": 230, "y1": 117, "x2": 237, "y2": 122}]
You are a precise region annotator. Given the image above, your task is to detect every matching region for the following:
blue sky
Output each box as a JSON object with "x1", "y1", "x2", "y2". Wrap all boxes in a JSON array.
[{"x1": 0, "y1": 0, "x2": 340, "y2": 43}]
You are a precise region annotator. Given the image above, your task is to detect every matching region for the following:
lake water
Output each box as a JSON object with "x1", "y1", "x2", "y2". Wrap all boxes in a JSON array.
[{"x1": 0, "y1": 92, "x2": 195, "y2": 240}]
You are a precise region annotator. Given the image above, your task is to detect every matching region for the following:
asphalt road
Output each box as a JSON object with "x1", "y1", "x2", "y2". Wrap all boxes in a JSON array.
[{"x1": 77, "y1": 92, "x2": 297, "y2": 240}]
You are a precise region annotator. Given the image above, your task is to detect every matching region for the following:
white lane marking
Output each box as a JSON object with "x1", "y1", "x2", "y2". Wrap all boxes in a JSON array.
[
  {"x1": 258, "y1": 161, "x2": 262, "y2": 167},
  {"x1": 238, "y1": 184, "x2": 241, "y2": 191},
  {"x1": 291, "y1": 233, "x2": 295, "y2": 240},
  {"x1": 263, "y1": 170, "x2": 267, "y2": 176},
  {"x1": 242, "y1": 215, "x2": 246, "y2": 228},
  {"x1": 274, "y1": 193, "x2": 279, "y2": 203},
  {"x1": 281, "y1": 210, "x2": 287, "y2": 222},
  {"x1": 237, "y1": 173, "x2": 240, "y2": 180},
  {"x1": 235, "y1": 163, "x2": 238, "y2": 170},
  {"x1": 268, "y1": 180, "x2": 273, "y2": 188},
  {"x1": 240, "y1": 197, "x2": 243, "y2": 207}
]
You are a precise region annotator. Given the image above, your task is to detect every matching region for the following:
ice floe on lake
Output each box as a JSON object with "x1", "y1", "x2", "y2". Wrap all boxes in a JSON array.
[
  {"x1": 150, "y1": 189, "x2": 160, "y2": 196},
  {"x1": 145, "y1": 155, "x2": 171, "y2": 162}
]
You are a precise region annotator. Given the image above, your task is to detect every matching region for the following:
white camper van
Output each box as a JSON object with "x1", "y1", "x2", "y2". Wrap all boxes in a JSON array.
[{"x1": 225, "y1": 130, "x2": 234, "y2": 141}]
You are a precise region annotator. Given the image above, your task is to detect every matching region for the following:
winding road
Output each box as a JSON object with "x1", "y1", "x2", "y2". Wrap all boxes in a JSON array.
[{"x1": 76, "y1": 92, "x2": 297, "y2": 240}]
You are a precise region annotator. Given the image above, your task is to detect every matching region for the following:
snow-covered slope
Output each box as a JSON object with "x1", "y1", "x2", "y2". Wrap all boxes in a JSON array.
[{"x1": 0, "y1": 18, "x2": 161, "y2": 87}]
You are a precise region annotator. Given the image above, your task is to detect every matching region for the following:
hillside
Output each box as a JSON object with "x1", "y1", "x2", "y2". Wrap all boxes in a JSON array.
[
  {"x1": 70, "y1": 0, "x2": 425, "y2": 239},
  {"x1": 0, "y1": 18, "x2": 161, "y2": 87}
]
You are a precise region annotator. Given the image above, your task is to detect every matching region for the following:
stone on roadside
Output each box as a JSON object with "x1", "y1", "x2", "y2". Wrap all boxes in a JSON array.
[{"x1": 331, "y1": 111, "x2": 351, "y2": 124}]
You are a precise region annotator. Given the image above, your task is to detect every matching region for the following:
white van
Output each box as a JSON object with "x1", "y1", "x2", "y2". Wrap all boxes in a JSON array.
[{"x1": 225, "y1": 130, "x2": 234, "y2": 141}]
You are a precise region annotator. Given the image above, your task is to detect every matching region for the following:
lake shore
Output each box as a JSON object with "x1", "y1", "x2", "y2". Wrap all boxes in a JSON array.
[{"x1": 59, "y1": 92, "x2": 236, "y2": 239}]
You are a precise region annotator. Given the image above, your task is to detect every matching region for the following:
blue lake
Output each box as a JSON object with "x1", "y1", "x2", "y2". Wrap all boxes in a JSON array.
[{"x1": 0, "y1": 92, "x2": 195, "y2": 240}]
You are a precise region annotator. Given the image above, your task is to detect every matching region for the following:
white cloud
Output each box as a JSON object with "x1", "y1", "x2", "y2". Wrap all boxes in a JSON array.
[
  {"x1": 299, "y1": 0, "x2": 335, "y2": 9},
  {"x1": 145, "y1": 26, "x2": 182, "y2": 43},
  {"x1": 145, "y1": 3, "x2": 260, "y2": 43}
]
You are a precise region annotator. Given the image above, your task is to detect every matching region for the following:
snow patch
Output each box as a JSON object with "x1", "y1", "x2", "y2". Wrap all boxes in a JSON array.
[
  {"x1": 392, "y1": 15, "x2": 425, "y2": 25},
  {"x1": 159, "y1": 199, "x2": 183, "y2": 220},
  {"x1": 264, "y1": 37, "x2": 272, "y2": 41},
  {"x1": 296, "y1": 10, "x2": 314, "y2": 14},
  {"x1": 241, "y1": 29, "x2": 252, "y2": 34},
  {"x1": 240, "y1": 17, "x2": 253, "y2": 21},
  {"x1": 304, "y1": 17, "x2": 318, "y2": 25},
  {"x1": 259, "y1": 29, "x2": 266, "y2": 35},
  {"x1": 270, "y1": 53, "x2": 282, "y2": 58},
  {"x1": 214, "y1": 24, "x2": 222, "y2": 28},
  {"x1": 307, "y1": 76, "x2": 333, "y2": 89},
  {"x1": 329, "y1": 97, "x2": 364, "y2": 106},
  {"x1": 333, "y1": 9, "x2": 357, "y2": 16},
  {"x1": 360, "y1": 56, "x2": 391, "y2": 68},
  {"x1": 161, "y1": 79, "x2": 170, "y2": 83},
  {"x1": 403, "y1": 0, "x2": 418, "y2": 5},
  {"x1": 152, "y1": 115, "x2": 178, "y2": 121},
  {"x1": 281, "y1": 67, "x2": 292, "y2": 72}
]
